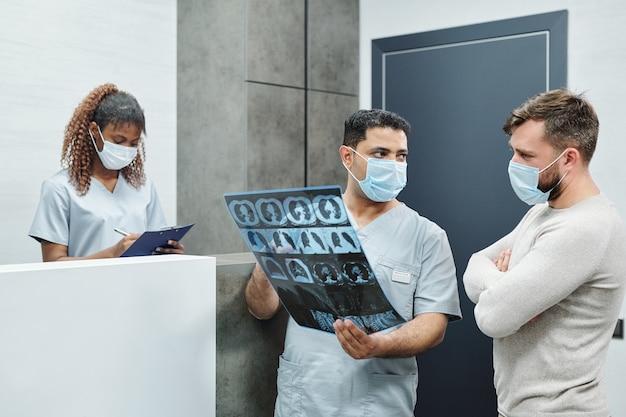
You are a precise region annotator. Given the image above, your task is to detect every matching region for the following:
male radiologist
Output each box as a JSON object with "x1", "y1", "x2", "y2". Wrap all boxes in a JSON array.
[{"x1": 245, "y1": 109, "x2": 462, "y2": 416}]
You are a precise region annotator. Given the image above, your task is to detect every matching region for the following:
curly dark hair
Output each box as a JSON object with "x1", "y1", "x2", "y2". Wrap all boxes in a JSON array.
[
  {"x1": 61, "y1": 83, "x2": 147, "y2": 195},
  {"x1": 343, "y1": 109, "x2": 411, "y2": 148}
]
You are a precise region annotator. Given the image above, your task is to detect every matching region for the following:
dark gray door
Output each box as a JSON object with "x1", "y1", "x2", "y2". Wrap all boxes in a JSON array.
[{"x1": 372, "y1": 11, "x2": 567, "y2": 416}]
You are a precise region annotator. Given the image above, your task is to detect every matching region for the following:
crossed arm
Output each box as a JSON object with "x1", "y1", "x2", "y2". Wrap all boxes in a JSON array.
[{"x1": 463, "y1": 221, "x2": 603, "y2": 338}]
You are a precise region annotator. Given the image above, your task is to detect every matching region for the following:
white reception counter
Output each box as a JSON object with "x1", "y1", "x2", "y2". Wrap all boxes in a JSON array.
[{"x1": 0, "y1": 254, "x2": 216, "y2": 417}]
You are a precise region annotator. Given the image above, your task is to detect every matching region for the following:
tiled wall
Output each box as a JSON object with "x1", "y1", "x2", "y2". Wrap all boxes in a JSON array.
[
  {"x1": 178, "y1": 0, "x2": 359, "y2": 256},
  {"x1": 214, "y1": 252, "x2": 288, "y2": 416}
]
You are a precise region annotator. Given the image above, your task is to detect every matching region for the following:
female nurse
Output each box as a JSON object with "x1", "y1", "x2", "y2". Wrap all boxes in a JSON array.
[{"x1": 29, "y1": 83, "x2": 184, "y2": 261}]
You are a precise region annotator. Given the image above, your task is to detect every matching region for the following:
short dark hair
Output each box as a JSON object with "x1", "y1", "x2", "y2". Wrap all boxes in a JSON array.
[
  {"x1": 343, "y1": 109, "x2": 411, "y2": 148},
  {"x1": 503, "y1": 89, "x2": 599, "y2": 164}
]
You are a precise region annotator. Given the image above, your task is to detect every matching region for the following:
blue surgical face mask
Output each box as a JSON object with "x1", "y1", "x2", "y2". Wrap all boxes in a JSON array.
[
  {"x1": 508, "y1": 149, "x2": 568, "y2": 205},
  {"x1": 343, "y1": 148, "x2": 407, "y2": 202},
  {"x1": 89, "y1": 125, "x2": 138, "y2": 170}
]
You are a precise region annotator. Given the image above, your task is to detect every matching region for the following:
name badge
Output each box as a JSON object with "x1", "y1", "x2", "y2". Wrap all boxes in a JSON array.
[{"x1": 391, "y1": 270, "x2": 411, "y2": 284}]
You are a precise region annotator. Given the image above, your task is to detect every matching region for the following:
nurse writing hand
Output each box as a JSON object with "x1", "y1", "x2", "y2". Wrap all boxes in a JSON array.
[{"x1": 111, "y1": 231, "x2": 184, "y2": 256}]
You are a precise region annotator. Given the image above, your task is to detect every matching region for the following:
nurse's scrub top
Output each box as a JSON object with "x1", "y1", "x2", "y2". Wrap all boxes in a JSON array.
[{"x1": 29, "y1": 169, "x2": 167, "y2": 258}]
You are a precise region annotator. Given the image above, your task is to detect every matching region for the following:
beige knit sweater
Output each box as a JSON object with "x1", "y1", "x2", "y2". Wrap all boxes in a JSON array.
[{"x1": 464, "y1": 194, "x2": 626, "y2": 417}]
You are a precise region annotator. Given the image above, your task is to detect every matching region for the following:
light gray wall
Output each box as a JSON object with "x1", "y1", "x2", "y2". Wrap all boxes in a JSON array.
[
  {"x1": 0, "y1": 0, "x2": 177, "y2": 265},
  {"x1": 360, "y1": 0, "x2": 626, "y2": 414},
  {"x1": 177, "y1": 0, "x2": 359, "y2": 257}
]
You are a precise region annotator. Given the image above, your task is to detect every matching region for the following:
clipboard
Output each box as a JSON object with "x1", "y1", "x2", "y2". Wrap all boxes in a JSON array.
[{"x1": 120, "y1": 223, "x2": 194, "y2": 257}]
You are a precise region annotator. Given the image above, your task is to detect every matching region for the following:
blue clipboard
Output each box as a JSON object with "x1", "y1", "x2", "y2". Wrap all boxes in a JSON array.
[{"x1": 120, "y1": 223, "x2": 194, "y2": 257}]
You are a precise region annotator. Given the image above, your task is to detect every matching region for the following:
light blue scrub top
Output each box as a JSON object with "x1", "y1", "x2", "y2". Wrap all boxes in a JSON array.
[
  {"x1": 276, "y1": 204, "x2": 462, "y2": 417},
  {"x1": 29, "y1": 169, "x2": 167, "y2": 258}
]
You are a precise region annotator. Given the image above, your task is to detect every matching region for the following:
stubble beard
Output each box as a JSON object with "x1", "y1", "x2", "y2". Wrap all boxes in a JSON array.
[{"x1": 538, "y1": 163, "x2": 564, "y2": 201}]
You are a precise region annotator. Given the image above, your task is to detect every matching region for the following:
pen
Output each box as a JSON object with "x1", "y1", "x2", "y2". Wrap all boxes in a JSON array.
[{"x1": 114, "y1": 228, "x2": 130, "y2": 236}]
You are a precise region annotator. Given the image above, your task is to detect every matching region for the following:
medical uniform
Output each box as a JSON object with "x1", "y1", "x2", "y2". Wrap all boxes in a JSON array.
[
  {"x1": 29, "y1": 169, "x2": 167, "y2": 258},
  {"x1": 275, "y1": 204, "x2": 462, "y2": 417}
]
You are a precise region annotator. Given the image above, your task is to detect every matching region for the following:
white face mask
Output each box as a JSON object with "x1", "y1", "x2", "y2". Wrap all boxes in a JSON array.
[
  {"x1": 508, "y1": 149, "x2": 568, "y2": 205},
  {"x1": 343, "y1": 148, "x2": 407, "y2": 202},
  {"x1": 89, "y1": 125, "x2": 138, "y2": 170}
]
